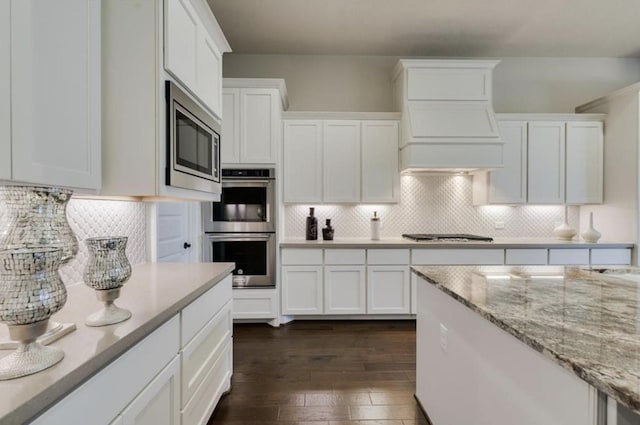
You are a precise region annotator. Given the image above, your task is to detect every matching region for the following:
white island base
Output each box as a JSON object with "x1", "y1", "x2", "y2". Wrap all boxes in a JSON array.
[{"x1": 416, "y1": 276, "x2": 598, "y2": 425}]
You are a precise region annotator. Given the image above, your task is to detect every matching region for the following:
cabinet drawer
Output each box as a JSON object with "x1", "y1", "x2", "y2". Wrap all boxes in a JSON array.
[
  {"x1": 181, "y1": 275, "x2": 232, "y2": 348},
  {"x1": 367, "y1": 249, "x2": 410, "y2": 265},
  {"x1": 182, "y1": 301, "x2": 232, "y2": 408},
  {"x1": 590, "y1": 249, "x2": 631, "y2": 265},
  {"x1": 325, "y1": 249, "x2": 366, "y2": 265},
  {"x1": 232, "y1": 288, "x2": 277, "y2": 319},
  {"x1": 505, "y1": 249, "x2": 548, "y2": 265},
  {"x1": 412, "y1": 249, "x2": 504, "y2": 265},
  {"x1": 32, "y1": 316, "x2": 180, "y2": 425},
  {"x1": 181, "y1": 340, "x2": 232, "y2": 425},
  {"x1": 281, "y1": 248, "x2": 323, "y2": 265},
  {"x1": 548, "y1": 249, "x2": 590, "y2": 265}
]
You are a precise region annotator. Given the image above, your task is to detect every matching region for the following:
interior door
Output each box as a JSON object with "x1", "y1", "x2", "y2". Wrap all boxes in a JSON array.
[{"x1": 155, "y1": 202, "x2": 194, "y2": 263}]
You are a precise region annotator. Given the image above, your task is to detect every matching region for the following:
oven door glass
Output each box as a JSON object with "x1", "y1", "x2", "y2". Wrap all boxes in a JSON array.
[
  {"x1": 207, "y1": 234, "x2": 275, "y2": 287},
  {"x1": 213, "y1": 186, "x2": 267, "y2": 222}
]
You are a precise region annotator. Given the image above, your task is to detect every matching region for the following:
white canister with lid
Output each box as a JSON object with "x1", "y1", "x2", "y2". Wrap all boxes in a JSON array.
[{"x1": 370, "y1": 211, "x2": 380, "y2": 240}]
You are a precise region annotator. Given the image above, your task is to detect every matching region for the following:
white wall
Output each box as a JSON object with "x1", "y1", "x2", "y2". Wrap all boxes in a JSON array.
[{"x1": 223, "y1": 55, "x2": 640, "y2": 112}]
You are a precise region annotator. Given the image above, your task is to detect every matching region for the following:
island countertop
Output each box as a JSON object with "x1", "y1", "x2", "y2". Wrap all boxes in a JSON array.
[
  {"x1": 412, "y1": 265, "x2": 640, "y2": 415},
  {"x1": 0, "y1": 262, "x2": 234, "y2": 425}
]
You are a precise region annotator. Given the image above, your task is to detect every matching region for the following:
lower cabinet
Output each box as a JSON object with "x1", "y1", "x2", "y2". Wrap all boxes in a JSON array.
[
  {"x1": 32, "y1": 276, "x2": 233, "y2": 425},
  {"x1": 324, "y1": 266, "x2": 366, "y2": 314},
  {"x1": 121, "y1": 356, "x2": 181, "y2": 425},
  {"x1": 367, "y1": 266, "x2": 411, "y2": 314},
  {"x1": 281, "y1": 265, "x2": 324, "y2": 315},
  {"x1": 232, "y1": 288, "x2": 278, "y2": 320}
]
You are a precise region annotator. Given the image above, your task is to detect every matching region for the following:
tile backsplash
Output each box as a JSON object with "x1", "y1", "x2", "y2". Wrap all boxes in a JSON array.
[
  {"x1": 284, "y1": 175, "x2": 580, "y2": 239},
  {"x1": 0, "y1": 198, "x2": 147, "y2": 286}
]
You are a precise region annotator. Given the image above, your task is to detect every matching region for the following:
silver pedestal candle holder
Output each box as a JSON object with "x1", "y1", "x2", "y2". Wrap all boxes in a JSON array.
[
  {"x1": 0, "y1": 186, "x2": 78, "y2": 349},
  {"x1": 0, "y1": 248, "x2": 67, "y2": 380},
  {"x1": 83, "y1": 237, "x2": 132, "y2": 327}
]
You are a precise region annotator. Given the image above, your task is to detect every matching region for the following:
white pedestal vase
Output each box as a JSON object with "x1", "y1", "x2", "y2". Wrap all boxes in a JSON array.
[
  {"x1": 581, "y1": 212, "x2": 602, "y2": 243},
  {"x1": 553, "y1": 206, "x2": 577, "y2": 241}
]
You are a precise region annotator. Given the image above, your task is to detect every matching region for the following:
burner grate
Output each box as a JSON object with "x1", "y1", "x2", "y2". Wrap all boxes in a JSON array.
[{"x1": 402, "y1": 233, "x2": 493, "y2": 242}]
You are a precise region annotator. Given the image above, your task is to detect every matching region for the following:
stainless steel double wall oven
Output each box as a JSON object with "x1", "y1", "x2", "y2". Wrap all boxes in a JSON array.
[{"x1": 203, "y1": 169, "x2": 276, "y2": 288}]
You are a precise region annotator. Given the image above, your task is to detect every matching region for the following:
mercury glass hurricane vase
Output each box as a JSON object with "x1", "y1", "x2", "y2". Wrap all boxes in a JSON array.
[
  {"x1": 0, "y1": 185, "x2": 78, "y2": 343},
  {"x1": 0, "y1": 248, "x2": 67, "y2": 380},
  {"x1": 83, "y1": 237, "x2": 132, "y2": 327}
]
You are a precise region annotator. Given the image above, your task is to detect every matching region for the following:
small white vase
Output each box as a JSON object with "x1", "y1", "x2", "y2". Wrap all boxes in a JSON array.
[
  {"x1": 581, "y1": 212, "x2": 602, "y2": 243},
  {"x1": 553, "y1": 206, "x2": 577, "y2": 241}
]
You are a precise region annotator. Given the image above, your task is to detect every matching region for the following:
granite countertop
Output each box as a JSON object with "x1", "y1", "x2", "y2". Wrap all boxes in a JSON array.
[
  {"x1": 281, "y1": 237, "x2": 634, "y2": 249},
  {"x1": 0, "y1": 262, "x2": 234, "y2": 425},
  {"x1": 412, "y1": 265, "x2": 640, "y2": 414}
]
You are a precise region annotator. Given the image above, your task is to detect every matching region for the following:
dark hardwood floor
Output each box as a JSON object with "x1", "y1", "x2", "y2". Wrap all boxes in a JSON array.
[{"x1": 207, "y1": 320, "x2": 428, "y2": 425}]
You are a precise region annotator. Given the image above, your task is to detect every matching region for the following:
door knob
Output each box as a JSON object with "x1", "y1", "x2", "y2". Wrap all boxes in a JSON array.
[{"x1": 183, "y1": 242, "x2": 191, "y2": 249}]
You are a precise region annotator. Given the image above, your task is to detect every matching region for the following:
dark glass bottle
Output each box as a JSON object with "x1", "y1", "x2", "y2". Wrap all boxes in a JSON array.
[
  {"x1": 305, "y1": 207, "x2": 318, "y2": 240},
  {"x1": 322, "y1": 219, "x2": 334, "y2": 241}
]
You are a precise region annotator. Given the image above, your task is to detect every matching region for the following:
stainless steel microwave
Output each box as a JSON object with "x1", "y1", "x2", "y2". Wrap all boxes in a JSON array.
[{"x1": 166, "y1": 81, "x2": 220, "y2": 193}]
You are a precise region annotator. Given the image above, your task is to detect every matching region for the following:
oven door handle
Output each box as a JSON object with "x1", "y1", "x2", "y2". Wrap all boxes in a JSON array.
[
  {"x1": 222, "y1": 179, "x2": 272, "y2": 185},
  {"x1": 207, "y1": 234, "x2": 273, "y2": 242}
]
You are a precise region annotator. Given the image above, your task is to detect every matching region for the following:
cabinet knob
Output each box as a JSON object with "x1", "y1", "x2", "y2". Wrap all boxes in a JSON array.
[{"x1": 183, "y1": 242, "x2": 191, "y2": 249}]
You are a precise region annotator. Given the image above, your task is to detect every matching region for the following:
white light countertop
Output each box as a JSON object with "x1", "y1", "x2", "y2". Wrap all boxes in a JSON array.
[
  {"x1": 0, "y1": 262, "x2": 234, "y2": 425},
  {"x1": 280, "y1": 237, "x2": 634, "y2": 249}
]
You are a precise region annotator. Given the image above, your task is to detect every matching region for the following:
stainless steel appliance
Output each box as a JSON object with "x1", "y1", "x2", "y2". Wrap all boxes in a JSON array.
[
  {"x1": 402, "y1": 233, "x2": 494, "y2": 242},
  {"x1": 166, "y1": 81, "x2": 221, "y2": 193},
  {"x1": 203, "y1": 169, "x2": 275, "y2": 233},
  {"x1": 203, "y1": 233, "x2": 276, "y2": 288},
  {"x1": 203, "y1": 168, "x2": 277, "y2": 288}
]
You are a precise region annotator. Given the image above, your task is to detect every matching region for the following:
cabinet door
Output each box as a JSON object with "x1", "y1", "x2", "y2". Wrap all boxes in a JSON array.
[
  {"x1": 121, "y1": 356, "x2": 181, "y2": 425},
  {"x1": 164, "y1": 0, "x2": 198, "y2": 91},
  {"x1": 362, "y1": 121, "x2": 399, "y2": 203},
  {"x1": 281, "y1": 266, "x2": 323, "y2": 315},
  {"x1": 11, "y1": 0, "x2": 101, "y2": 190},
  {"x1": 221, "y1": 89, "x2": 240, "y2": 164},
  {"x1": 283, "y1": 120, "x2": 322, "y2": 203},
  {"x1": 565, "y1": 121, "x2": 603, "y2": 204},
  {"x1": 527, "y1": 121, "x2": 565, "y2": 204},
  {"x1": 196, "y1": 31, "x2": 222, "y2": 118},
  {"x1": 490, "y1": 121, "x2": 527, "y2": 204},
  {"x1": 367, "y1": 266, "x2": 411, "y2": 314},
  {"x1": 323, "y1": 120, "x2": 361, "y2": 202},
  {"x1": 324, "y1": 266, "x2": 366, "y2": 314},
  {"x1": 241, "y1": 88, "x2": 278, "y2": 164},
  {"x1": 0, "y1": 0, "x2": 9, "y2": 180}
]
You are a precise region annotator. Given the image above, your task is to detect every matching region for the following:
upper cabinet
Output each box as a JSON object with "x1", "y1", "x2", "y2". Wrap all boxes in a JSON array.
[
  {"x1": 1, "y1": 0, "x2": 101, "y2": 191},
  {"x1": 473, "y1": 115, "x2": 604, "y2": 205},
  {"x1": 164, "y1": 0, "x2": 224, "y2": 119},
  {"x1": 221, "y1": 79, "x2": 288, "y2": 165},
  {"x1": 101, "y1": 0, "x2": 230, "y2": 201},
  {"x1": 283, "y1": 113, "x2": 400, "y2": 204}
]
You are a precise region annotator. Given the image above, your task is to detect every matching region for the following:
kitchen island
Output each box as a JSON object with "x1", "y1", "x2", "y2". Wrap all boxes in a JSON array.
[
  {"x1": 0, "y1": 262, "x2": 234, "y2": 425},
  {"x1": 413, "y1": 265, "x2": 640, "y2": 424}
]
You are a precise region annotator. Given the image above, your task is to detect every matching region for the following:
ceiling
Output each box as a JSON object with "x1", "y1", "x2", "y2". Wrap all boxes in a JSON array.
[{"x1": 207, "y1": 0, "x2": 640, "y2": 57}]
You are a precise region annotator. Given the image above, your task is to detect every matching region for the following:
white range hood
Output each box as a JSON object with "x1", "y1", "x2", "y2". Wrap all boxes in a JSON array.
[{"x1": 393, "y1": 60, "x2": 504, "y2": 173}]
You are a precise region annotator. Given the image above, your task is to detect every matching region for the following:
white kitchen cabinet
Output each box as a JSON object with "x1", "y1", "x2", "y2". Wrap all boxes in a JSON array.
[
  {"x1": 527, "y1": 121, "x2": 566, "y2": 204},
  {"x1": 101, "y1": 0, "x2": 229, "y2": 201},
  {"x1": 473, "y1": 121, "x2": 527, "y2": 205},
  {"x1": 121, "y1": 356, "x2": 181, "y2": 425},
  {"x1": 412, "y1": 249, "x2": 505, "y2": 265},
  {"x1": 164, "y1": 0, "x2": 224, "y2": 118},
  {"x1": 323, "y1": 120, "x2": 361, "y2": 203},
  {"x1": 281, "y1": 266, "x2": 324, "y2": 315},
  {"x1": 0, "y1": 0, "x2": 10, "y2": 181},
  {"x1": 367, "y1": 266, "x2": 411, "y2": 314},
  {"x1": 566, "y1": 121, "x2": 604, "y2": 204},
  {"x1": 283, "y1": 120, "x2": 323, "y2": 203},
  {"x1": 283, "y1": 114, "x2": 400, "y2": 204},
  {"x1": 232, "y1": 289, "x2": 278, "y2": 320},
  {"x1": 222, "y1": 80, "x2": 288, "y2": 165},
  {"x1": 324, "y1": 266, "x2": 366, "y2": 314},
  {"x1": 221, "y1": 89, "x2": 241, "y2": 163},
  {"x1": 548, "y1": 249, "x2": 590, "y2": 265},
  {"x1": 7, "y1": 0, "x2": 100, "y2": 191},
  {"x1": 362, "y1": 121, "x2": 400, "y2": 203}
]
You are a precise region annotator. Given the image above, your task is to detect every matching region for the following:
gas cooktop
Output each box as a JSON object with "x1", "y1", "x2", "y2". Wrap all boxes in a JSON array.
[{"x1": 402, "y1": 233, "x2": 494, "y2": 242}]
